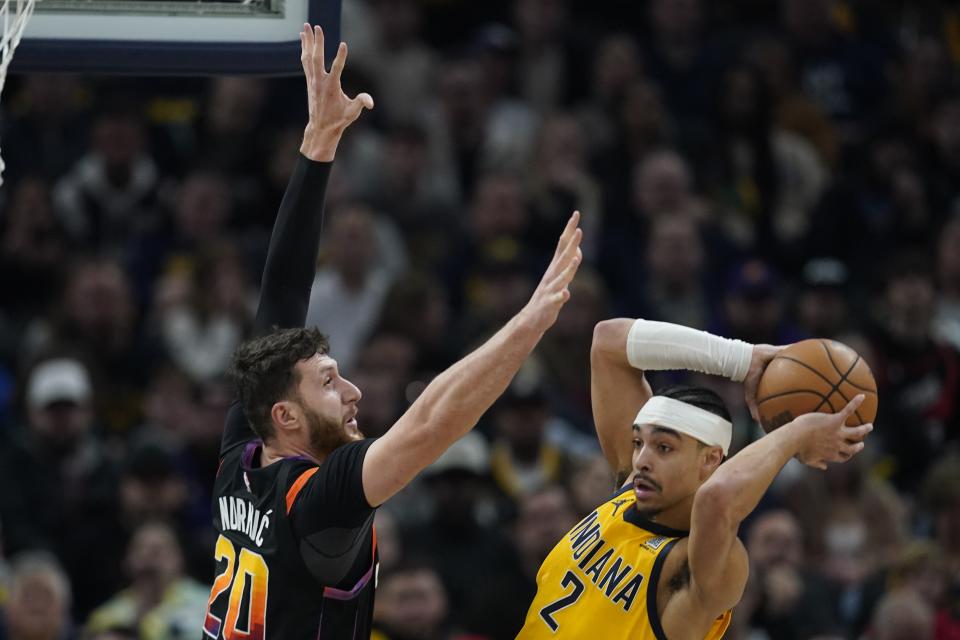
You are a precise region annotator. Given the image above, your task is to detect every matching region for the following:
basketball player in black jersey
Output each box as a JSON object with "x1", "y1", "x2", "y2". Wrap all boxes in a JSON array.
[{"x1": 202, "y1": 24, "x2": 584, "y2": 640}]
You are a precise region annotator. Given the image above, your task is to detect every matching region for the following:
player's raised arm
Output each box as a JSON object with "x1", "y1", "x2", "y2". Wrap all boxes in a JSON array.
[
  {"x1": 672, "y1": 397, "x2": 873, "y2": 628},
  {"x1": 590, "y1": 319, "x2": 653, "y2": 485},
  {"x1": 590, "y1": 319, "x2": 777, "y2": 485},
  {"x1": 360, "y1": 213, "x2": 583, "y2": 507},
  {"x1": 221, "y1": 25, "x2": 371, "y2": 453},
  {"x1": 254, "y1": 24, "x2": 372, "y2": 335}
]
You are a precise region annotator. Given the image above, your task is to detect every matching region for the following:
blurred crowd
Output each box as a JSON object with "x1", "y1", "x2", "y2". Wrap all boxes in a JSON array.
[{"x1": 0, "y1": 0, "x2": 959, "y2": 638}]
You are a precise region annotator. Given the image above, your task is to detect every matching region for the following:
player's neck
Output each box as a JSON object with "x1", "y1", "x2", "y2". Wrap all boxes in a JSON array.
[
  {"x1": 260, "y1": 439, "x2": 326, "y2": 467},
  {"x1": 646, "y1": 495, "x2": 694, "y2": 532}
]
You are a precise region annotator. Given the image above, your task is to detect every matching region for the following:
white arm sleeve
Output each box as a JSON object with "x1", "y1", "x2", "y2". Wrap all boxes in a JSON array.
[{"x1": 626, "y1": 319, "x2": 753, "y2": 382}]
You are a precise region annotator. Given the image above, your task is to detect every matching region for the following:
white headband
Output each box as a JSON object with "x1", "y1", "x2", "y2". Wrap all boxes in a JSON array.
[{"x1": 633, "y1": 396, "x2": 732, "y2": 455}]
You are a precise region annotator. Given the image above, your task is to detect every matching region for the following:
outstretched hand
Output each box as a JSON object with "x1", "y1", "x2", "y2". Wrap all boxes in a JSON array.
[
  {"x1": 743, "y1": 344, "x2": 785, "y2": 422},
  {"x1": 519, "y1": 211, "x2": 583, "y2": 333},
  {"x1": 791, "y1": 395, "x2": 873, "y2": 470},
  {"x1": 299, "y1": 24, "x2": 374, "y2": 162}
]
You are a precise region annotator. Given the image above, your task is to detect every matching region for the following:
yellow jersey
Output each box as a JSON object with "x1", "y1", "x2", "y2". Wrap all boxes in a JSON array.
[{"x1": 516, "y1": 487, "x2": 731, "y2": 640}]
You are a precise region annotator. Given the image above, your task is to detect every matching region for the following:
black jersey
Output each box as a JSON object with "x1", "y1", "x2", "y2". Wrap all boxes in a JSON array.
[
  {"x1": 204, "y1": 439, "x2": 377, "y2": 640},
  {"x1": 202, "y1": 155, "x2": 380, "y2": 639}
]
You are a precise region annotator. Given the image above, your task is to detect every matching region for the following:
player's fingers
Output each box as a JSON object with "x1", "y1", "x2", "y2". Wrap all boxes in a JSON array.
[
  {"x1": 353, "y1": 92, "x2": 375, "y2": 111},
  {"x1": 562, "y1": 247, "x2": 583, "y2": 280},
  {"x1": 313, "y1": 25, "x2": 326, "y2": 74},
  {"x1": 552, "y1": 211, "x2": 581, "y2": 259},
  {"x1": 549, "y1": 231, "x2": 582, "y2": 282},
  {"x1": 836, "y1": 394, "x2": 865, "y2": 422},
  {"x1": 841, "y1": 441, "x2": 866, "y2": 459},
  {"x1": 301, "y1": 26, "x2": 313, "y2": 76},
  {"x1": 542, "y1": 226, "x2": 581, "y2": 283},
  {"x1": 841, "y1": 423, "x2": 873, "y2": 441},
  {"x1": 330, "y1": 42, "x2": 347, "y2": 84}
]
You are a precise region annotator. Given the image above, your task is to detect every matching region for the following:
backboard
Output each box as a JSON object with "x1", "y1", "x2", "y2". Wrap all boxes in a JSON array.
[{"x1": 11, "y1": 0, "x2": 340, "y2": 75}]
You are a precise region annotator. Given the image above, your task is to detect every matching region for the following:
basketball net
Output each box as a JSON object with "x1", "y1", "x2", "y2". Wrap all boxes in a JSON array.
[{"x1": 0, "y1": 0, "x2": 36, "y2": 185}]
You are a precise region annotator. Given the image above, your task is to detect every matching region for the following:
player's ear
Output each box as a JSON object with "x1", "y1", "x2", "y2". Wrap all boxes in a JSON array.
[
  {"x1": 700, "y1": 446, "x2": 723, "y2": 479},
  {"x1": 271, "y1": 400, "x2": 299, "y2": 433}
]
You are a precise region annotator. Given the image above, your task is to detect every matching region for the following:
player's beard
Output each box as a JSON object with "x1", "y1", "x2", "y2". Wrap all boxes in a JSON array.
[{"x1": 303, "y1": 405, "x2": 362, "y2": 457}]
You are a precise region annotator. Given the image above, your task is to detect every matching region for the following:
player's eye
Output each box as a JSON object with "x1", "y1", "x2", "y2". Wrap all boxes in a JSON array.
[
  {"x1": 323, "y1": 377, "x2": 333, "y2": 386},
  {"x1": 658, "y1": 444, "x2": 672, "y2": 453},
  {"x1": 632, "y1": 439, "x2": 642, "y2": 449}
]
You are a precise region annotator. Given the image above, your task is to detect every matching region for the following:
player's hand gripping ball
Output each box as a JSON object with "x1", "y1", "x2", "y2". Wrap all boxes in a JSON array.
[{"x1": 756, "y1": 339, "x2": 878, "y2": 433}]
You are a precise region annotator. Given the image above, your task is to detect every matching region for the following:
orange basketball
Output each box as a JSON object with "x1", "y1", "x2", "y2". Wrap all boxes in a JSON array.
[{"x1": 756, "y1": 339, "x2": 878, "y2": 433}]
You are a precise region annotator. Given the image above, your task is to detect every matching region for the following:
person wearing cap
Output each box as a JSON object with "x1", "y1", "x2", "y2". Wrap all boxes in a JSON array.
[
  {"x1": 0, "y1": 357, "x2": 123, "y2": 619},
  {"x1": 796, "y1": 257, "x2": 853, "y2": 339},
  {"x1": 720, "y1": 258, "x2": 804, "y2": 346},
  {"x1": 516, "y1": 318, "x2": 872, "y2": 639}
]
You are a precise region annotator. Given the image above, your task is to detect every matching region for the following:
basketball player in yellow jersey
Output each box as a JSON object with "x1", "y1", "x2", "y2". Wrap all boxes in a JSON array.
[{"x1": 517, "y1": 319, "x2": 874, "y2": 640}]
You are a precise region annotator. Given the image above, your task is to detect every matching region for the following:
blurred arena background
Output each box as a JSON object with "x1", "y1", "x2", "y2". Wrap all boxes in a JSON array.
[{"x1": 0, "y1": 0, "x2": 959, "y2": 639}]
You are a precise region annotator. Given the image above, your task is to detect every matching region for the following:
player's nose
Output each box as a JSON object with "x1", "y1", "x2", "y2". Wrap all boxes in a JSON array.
[
  {"x1": 341, "y1": 376, "x2": 362, "y2": 403},
  {"x1": 633, "y1": 447, "x2": 654, "y2": 473}
]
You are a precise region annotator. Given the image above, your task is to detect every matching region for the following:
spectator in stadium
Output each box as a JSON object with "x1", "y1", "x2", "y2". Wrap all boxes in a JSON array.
[
  {"x1": 705, "y1": 63, "x2": 828, "y2": 252},
  {"x1": 368, "y1": 123, "x2": 458, "y2": 240},
  {"x1": 591, "y1": 78, "x2": 675, "y2": 232},
  {"x1": 466, "y1": 484, "x2": 579, "y2": 639},
  {"x1": 578, "y1": 34, "x2": 645, "y2": 151},
  {"x1": 26, "y1": 257, "x2": 156, "y2": 434},
  {"x1": 84, "y1": 521, "x2": 207, "y2": 640},
  {"x1": 642, "y1": 0, "x2": 716, "y2": 127},
  {"x1": 624, "y1": 214, "x2": 712, "y2": 329},
  {"x1": 744, "y1": 509, "x2": 842, "y2": 639},
  {"x1": 372, "y1": 560, "x2": 457, "y2": 640},
  {"x1": 870, "y1": 588, "x2": 935, "y2": 640},
  {"x1": 526, "y1": 113, "x2": 602, "y2": 261},
  {"x1": 117, "y1": 441, "x2": 208, "y2": 578},
  {"x1": 195, "y1": 77, "x2": 268, "y2": 186},
  {"x1": 424, "y1": 56, "x2": 537, "y2": 199},
  {"x1": 0, "y1": 552, "x2": 73, "y2": 640},
  {"x1": 535, "y1": 270, "x2": 610, "y2": 429},
  {"x1": 870, "y1": 255, "x2": 960, "y2": 490},
  {"x1": 404, "y1": 433, "x2": 516, "y2": 632},
  {"x1": 565, "y1": 454, "x2": 616, "y2": 518},
  {"x1": 0, "y1": 357, "x2": 121, "y2": 618},
  {"x1": 778, "y1": 0, "x2": 891, "y2": 133},
  {"x1": 719, "y1": 259, "x2": 804, "y2": 347},
  {"x1": 358, "y1": 0, "x2": 437, "y2": 126},
  {"x1": 0, "y1": 178, "x2": 67, "y2": 336},
  {"x1": 53, "y1": 106, "x2": 161, "y2": 253},
  {"x1": 155, "y1": 243, "x2": 253, "y2": 383},
  {"x1": 306, "y1": 205, "x2": 406, "y2": 372},
  {"x1": 376, "y1": 273, "x2": 455, "y2": 375},
  {"x1": 0, "y1": 75, "x2": 89, "y2": 181},
  {"x1": 810, "y1": 128, "x2": 933, "y2": 278},
  {"x1": 488, "y1": 378, "x2": 576, "y2": 500},
  {"x1": 512, "y1": 0, "x2": 582, "y2": 110},
  {"x1": 795, "y1": 257, "x2": 854, "y2": 339},
  {"x1": 129, "y1": 168, "x2": 235, "y2": 305}
]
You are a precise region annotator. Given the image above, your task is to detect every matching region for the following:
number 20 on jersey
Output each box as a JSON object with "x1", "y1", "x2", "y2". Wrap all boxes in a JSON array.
[{"x1": 204, "y1": 534, "x2": 269, "y2": 640}]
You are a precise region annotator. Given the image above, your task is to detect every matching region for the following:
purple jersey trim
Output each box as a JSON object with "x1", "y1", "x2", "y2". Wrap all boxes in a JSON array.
[
  {"x1": 322, "y1": 561, "x2": 376, "y2": 601},
  {"x1": 241, "y1": 439, "x2": 312, "y2": 471}
]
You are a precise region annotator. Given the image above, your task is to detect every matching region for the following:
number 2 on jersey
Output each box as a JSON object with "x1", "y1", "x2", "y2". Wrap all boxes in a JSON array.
[
  {"x1": 204, "y1": 535, "x2": 270, "y2": 639},
  {"x1": 539, "y1": 571, "x2": 585, "y2": 632}
]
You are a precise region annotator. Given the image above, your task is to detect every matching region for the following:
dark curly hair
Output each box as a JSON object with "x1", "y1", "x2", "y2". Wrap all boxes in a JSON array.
[{"x1": 228, "y1": 327, "x2": 329, "y2": 441}]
